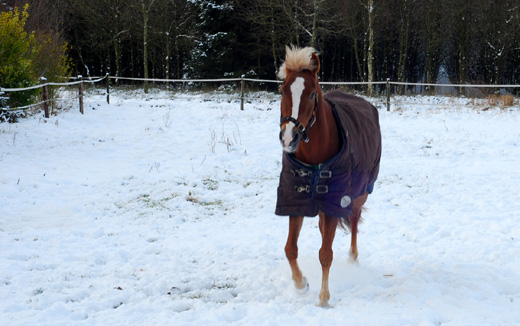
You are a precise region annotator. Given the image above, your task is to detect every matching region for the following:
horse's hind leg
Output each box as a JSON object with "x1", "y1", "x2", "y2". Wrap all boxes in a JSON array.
[
  {"x1": 349, "y1": 193, "x2": 368, "y2": 262},
  {"x1": 285, "y1": 216, "x2": 308, "y2": 291},
  {"x1": 318, "y1": 213, "x2": 338, "y2": 307}
]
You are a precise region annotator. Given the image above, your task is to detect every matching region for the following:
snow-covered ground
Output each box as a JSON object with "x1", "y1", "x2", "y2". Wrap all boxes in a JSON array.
[{"x1": 1, "y1": 89, "x2": 520, "y2": 325}]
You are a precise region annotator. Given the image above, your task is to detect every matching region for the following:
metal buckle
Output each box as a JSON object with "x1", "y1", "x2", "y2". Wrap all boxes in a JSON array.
[
  {"x1": 319, "y1": 170, "x2": 332, "y2": 178},
  {"x1": 291, "y1": 169, "x2": 311, "y2": 177},
  {"x1": 316, "y1": 185, "x2": 329, "y2": 194},
  {"x1": 295, "y1": 185, "x2": 311, "y2": 193}
]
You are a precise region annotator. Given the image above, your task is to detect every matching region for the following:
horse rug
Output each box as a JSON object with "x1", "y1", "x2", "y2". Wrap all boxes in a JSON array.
[{"x1": 275, "y1": 90, "x2": 381, "y2": 218}]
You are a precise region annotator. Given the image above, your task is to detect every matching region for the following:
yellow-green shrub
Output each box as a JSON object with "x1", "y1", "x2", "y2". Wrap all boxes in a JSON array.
[{"x1": 0, "y1": 4, "x2": 39, "y2": 108}]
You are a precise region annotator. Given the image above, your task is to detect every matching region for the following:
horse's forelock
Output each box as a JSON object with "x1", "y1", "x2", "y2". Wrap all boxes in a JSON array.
[{"x1": 277, "y1": 46, "x2": 318, "y2": 80}]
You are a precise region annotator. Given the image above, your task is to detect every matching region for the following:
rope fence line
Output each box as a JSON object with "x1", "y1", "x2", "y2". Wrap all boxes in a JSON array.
[
  {"x1": 106, "y1": 76, "x2": 520, "y2": 88},
  {"x1": 388, "y1": 81, "x2": 520, "y2": 88},
  {"x1": 0, "y1": 76, "x2": 107, "y2": 92},
  {"x1": 1, "y1": 75, "x2": 519, "y2": 118},
  {"x1": 0, "y1": 76, "x2": 107, "y2": 117},
  {"x1": 1, "y1": 89, "x2": 89, "y2": 113},
  {"x1": 111, "y1": 76, "x2": 243, "y2": 83},
  {"x1": 102, "y1": 76, "x2": 520, "y2": 111}
]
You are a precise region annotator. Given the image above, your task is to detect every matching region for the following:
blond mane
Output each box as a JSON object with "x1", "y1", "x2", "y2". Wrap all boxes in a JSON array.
[{"x1": 277, "y1": 46, "x2": 318, "y2": 80}]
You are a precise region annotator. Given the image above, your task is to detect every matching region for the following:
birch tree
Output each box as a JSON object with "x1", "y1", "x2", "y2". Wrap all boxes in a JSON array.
[{"x1": 366, "y1": 0, "x2": 375, "y2": 96}]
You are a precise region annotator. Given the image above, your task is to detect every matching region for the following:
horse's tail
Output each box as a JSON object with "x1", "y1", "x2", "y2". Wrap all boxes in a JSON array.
[{"x1": 338, "y1": 208, "x2": 365, "y2": 231}]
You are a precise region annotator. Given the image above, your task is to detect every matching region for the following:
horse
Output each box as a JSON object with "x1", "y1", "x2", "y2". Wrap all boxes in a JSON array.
[{"x1": 275, "y1": 46, "x2": 381, "y2": 307}]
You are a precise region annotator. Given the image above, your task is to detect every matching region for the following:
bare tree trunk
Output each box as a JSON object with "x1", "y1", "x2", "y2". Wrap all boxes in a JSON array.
[
  {"x1": 142, "y1": 1, "x2": 149, "y2": 93},
  {"x1": 114, "y1": 39, "x2": 121, "y2": 77},
  {"x1": 175, "y1": 37, "x2": 181, "y2": 79},
  {"x1": 397, "y1": 0, "x2": 410, "y2": 95},
  {"x1": 352, "y1": 37, "x2": 363, "y2": 81},
  {"x1": 424, "y1": 38, "x2": 435, "y2": 92},
  {"x1": 142, "y1": 0, "x2": 155, "y2": 93},
  {"x1": 310, "y1": 0, "x2": 318, "y2": 48},
  {"x1": 292, "y1": 2, "x2": 300, "y2": 46},
  {"x1": 131, "y1": 37, "x2": 135, "y2": 79},
  {"x1": 367, "y1": 0, "x2": 375, "y2": 96},
  {"x1": 458, "y1": 25, "x2": 467, "y2": 96},
  {"x1": 166, "y1": 32, "x2": 170, "y2": 80},
  {"x1": 270, "y1": 15, "x2": 278, "y2": 73}
]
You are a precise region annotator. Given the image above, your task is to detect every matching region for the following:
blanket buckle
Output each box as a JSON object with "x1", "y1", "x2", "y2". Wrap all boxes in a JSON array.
[{"x1": 316, "y1": 185, "x2": 329, "y2": 194}]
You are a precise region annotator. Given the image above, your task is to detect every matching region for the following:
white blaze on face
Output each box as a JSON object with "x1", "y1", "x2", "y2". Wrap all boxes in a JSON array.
[{"x1": 282, "y1": 77, "x2": 305, "y2": 150}]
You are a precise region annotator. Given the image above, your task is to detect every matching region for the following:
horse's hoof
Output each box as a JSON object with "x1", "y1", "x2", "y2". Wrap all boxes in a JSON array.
[
  {"x1": 316, "y1": 300, "x2": 332, "y2": 308},
  {"x1": 295, "y1": 276, "x2": 309, "y2": 294},
  {"x1": 348, "y1": 249, "x2": 359, "y2": 265}
]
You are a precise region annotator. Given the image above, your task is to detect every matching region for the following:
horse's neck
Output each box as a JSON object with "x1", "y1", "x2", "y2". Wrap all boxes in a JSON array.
[{"x1": 294, "y1": 97, "x2": 340, "y2": 166}]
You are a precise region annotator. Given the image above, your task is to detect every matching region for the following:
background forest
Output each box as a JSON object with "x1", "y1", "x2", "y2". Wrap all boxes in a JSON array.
[{"x1": 2, "y1": 0, "x2": 520, "y2": 90}]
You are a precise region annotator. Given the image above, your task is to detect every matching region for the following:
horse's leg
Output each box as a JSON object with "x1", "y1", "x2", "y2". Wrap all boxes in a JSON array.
[
  {"x1": 285, "y1": 215, "x2": 308, "y2": 291},
  {"x1": 349, "y1": 193, "x2": 368, "y2": 262},
  {"x1": 318, "y1": 213, "x2": 338, "y2": 307}
]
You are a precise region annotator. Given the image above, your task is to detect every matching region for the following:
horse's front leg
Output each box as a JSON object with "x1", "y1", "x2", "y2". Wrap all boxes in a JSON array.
[
  {"x1": 285, "y1": 215, "x2": 308, "y2": 292},
  {"x1": 318, "y1": 213, "x2": 338, "y2": 307}
]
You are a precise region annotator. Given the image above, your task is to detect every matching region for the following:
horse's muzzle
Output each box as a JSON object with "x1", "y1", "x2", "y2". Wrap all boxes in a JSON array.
[{"x1": 279, "y1": 128, "x2": 302, "y2": 153}]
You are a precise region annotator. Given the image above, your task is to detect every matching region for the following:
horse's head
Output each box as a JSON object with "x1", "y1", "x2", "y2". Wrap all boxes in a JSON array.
[{"x1": 278, "y1": 46, "x2": 321, "y2": 153}]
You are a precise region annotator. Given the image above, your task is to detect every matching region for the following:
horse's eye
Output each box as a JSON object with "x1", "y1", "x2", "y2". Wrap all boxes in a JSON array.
[{"x1": 310, "y1": 92, "x2": 315, "y2": 100}]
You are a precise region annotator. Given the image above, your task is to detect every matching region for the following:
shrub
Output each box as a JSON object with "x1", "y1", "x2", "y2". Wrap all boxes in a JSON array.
[
  {"x1": 0, "y1": 4, "x2": 39, "y2": 108},
  {"x1": 1, "y1": 4, "x2": 71, "y2": 120}
]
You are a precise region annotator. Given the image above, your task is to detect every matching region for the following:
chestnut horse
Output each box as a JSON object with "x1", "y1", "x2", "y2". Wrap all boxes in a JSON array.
[{"x1": 275, "y1": 46, "x2": 381, "y2": 307}]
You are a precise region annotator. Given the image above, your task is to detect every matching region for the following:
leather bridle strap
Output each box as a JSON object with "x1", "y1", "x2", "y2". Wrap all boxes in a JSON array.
[
  {"x1": 280, "y1": 116, "x2": 310, "y2": 142},
  {"x1": 280, "y1": 93, "x2": 318, "y2": 143}
]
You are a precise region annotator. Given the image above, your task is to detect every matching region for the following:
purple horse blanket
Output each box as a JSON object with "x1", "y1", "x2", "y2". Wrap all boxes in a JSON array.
[{"x1": 275, "y1": 90, "x2": 381, "y2": 218}]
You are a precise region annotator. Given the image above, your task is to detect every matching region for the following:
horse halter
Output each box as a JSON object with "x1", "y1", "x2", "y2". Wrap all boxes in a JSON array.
[{"x1": 279, "y1": 92, "x2": 318, "y2": 144}]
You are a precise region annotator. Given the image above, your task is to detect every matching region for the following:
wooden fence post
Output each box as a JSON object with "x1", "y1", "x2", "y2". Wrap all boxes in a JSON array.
[
  {"x1": 240, "y1": 76, "x2": 245, "y2": 111},
  {"x1": 42, "y1": 83, "x2": 49, "y2": 118},
  {"x1": 79, "y1": 80, "x2": 84, "y2": 114},
  {"x1": 386, "y1": 78, "x2": 391, "y2": 112},
  {"x1": 106, "y1": 74, "x2": 110, "y2": 104}
]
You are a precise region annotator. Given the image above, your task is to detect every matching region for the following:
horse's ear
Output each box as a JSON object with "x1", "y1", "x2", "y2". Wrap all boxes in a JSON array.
[{"x1": 310, "y1": 52, "x2": 320, "y2": 76}]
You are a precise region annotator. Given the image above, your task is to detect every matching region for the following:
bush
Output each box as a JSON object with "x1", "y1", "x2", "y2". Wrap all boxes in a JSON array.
[
  {"x1": 0, "y1": 4, "x2": 71, "y2": 120},
  {"x1": 0, "y1": 4, "x2": 39, "y2": 108}
]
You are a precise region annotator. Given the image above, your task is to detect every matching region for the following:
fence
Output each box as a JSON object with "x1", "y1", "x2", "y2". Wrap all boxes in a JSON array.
[
  {"x1": 0, "y1": 76, "x2": 107, "y2": 120},
  {"x1": 1, "y1": 76, "x2": 519, "y2": 119},
  {"x1": 107, "y1": 76, "x2": 520, "y2": 111}
]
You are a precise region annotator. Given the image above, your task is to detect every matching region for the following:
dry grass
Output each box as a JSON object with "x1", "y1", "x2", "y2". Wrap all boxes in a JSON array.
[{"x1": 487, "y1": 94, "x2": 515, "y2": 107}]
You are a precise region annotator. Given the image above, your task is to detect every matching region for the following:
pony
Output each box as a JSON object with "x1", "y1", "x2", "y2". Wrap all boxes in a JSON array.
[{"x1": 275, "y1": 46, "x2": 382, "y2": 307}]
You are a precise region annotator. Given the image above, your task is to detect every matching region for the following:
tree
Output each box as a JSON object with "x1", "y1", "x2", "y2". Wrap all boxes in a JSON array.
[
  {"x1": 68, "y1": 0, "x2": 131, "y2": 77},
  {"x1": 0, "y1": 5, "x2": 39, "y2": 107},
  {"x1": 237, "y1": 0, "x2": 289, "y2": 74},
  {"x1": 187, "y1": 1, "x2": 238, "y2": 78},
  {"x1": 418, "y1": 0, "x2": 444, "y2": 91},
  {"x1": 9, "y1": 0, "x2": 71, "y2": 83},
  {"x1": 141, "y1": 0, "x2": 157, "y2": 93},
  {"x1": 16, "y1": 0, "x2": 519, "y2": 92},
  {"x1": 1, "y1": 3, "x2": 71, "y2": 117},
  {"x1": 478, "y1": 0, "x2": 517, "y2": 85},
  {"x1": 366, "y1": 0, "x2": 375, "y2": 96},
  {"x1": 145, "y1": 0, "x2": 199, "y2": 80}
]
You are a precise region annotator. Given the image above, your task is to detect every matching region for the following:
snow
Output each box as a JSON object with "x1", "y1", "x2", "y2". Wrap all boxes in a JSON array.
[{"x1": 1, "y1": 89, "x2": 520, "y2": 325}]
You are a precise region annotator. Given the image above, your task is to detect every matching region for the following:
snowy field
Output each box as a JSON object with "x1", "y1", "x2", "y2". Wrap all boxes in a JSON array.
[{"x1": 1, "y1": 89, "x2": 520, "y2": 325}]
